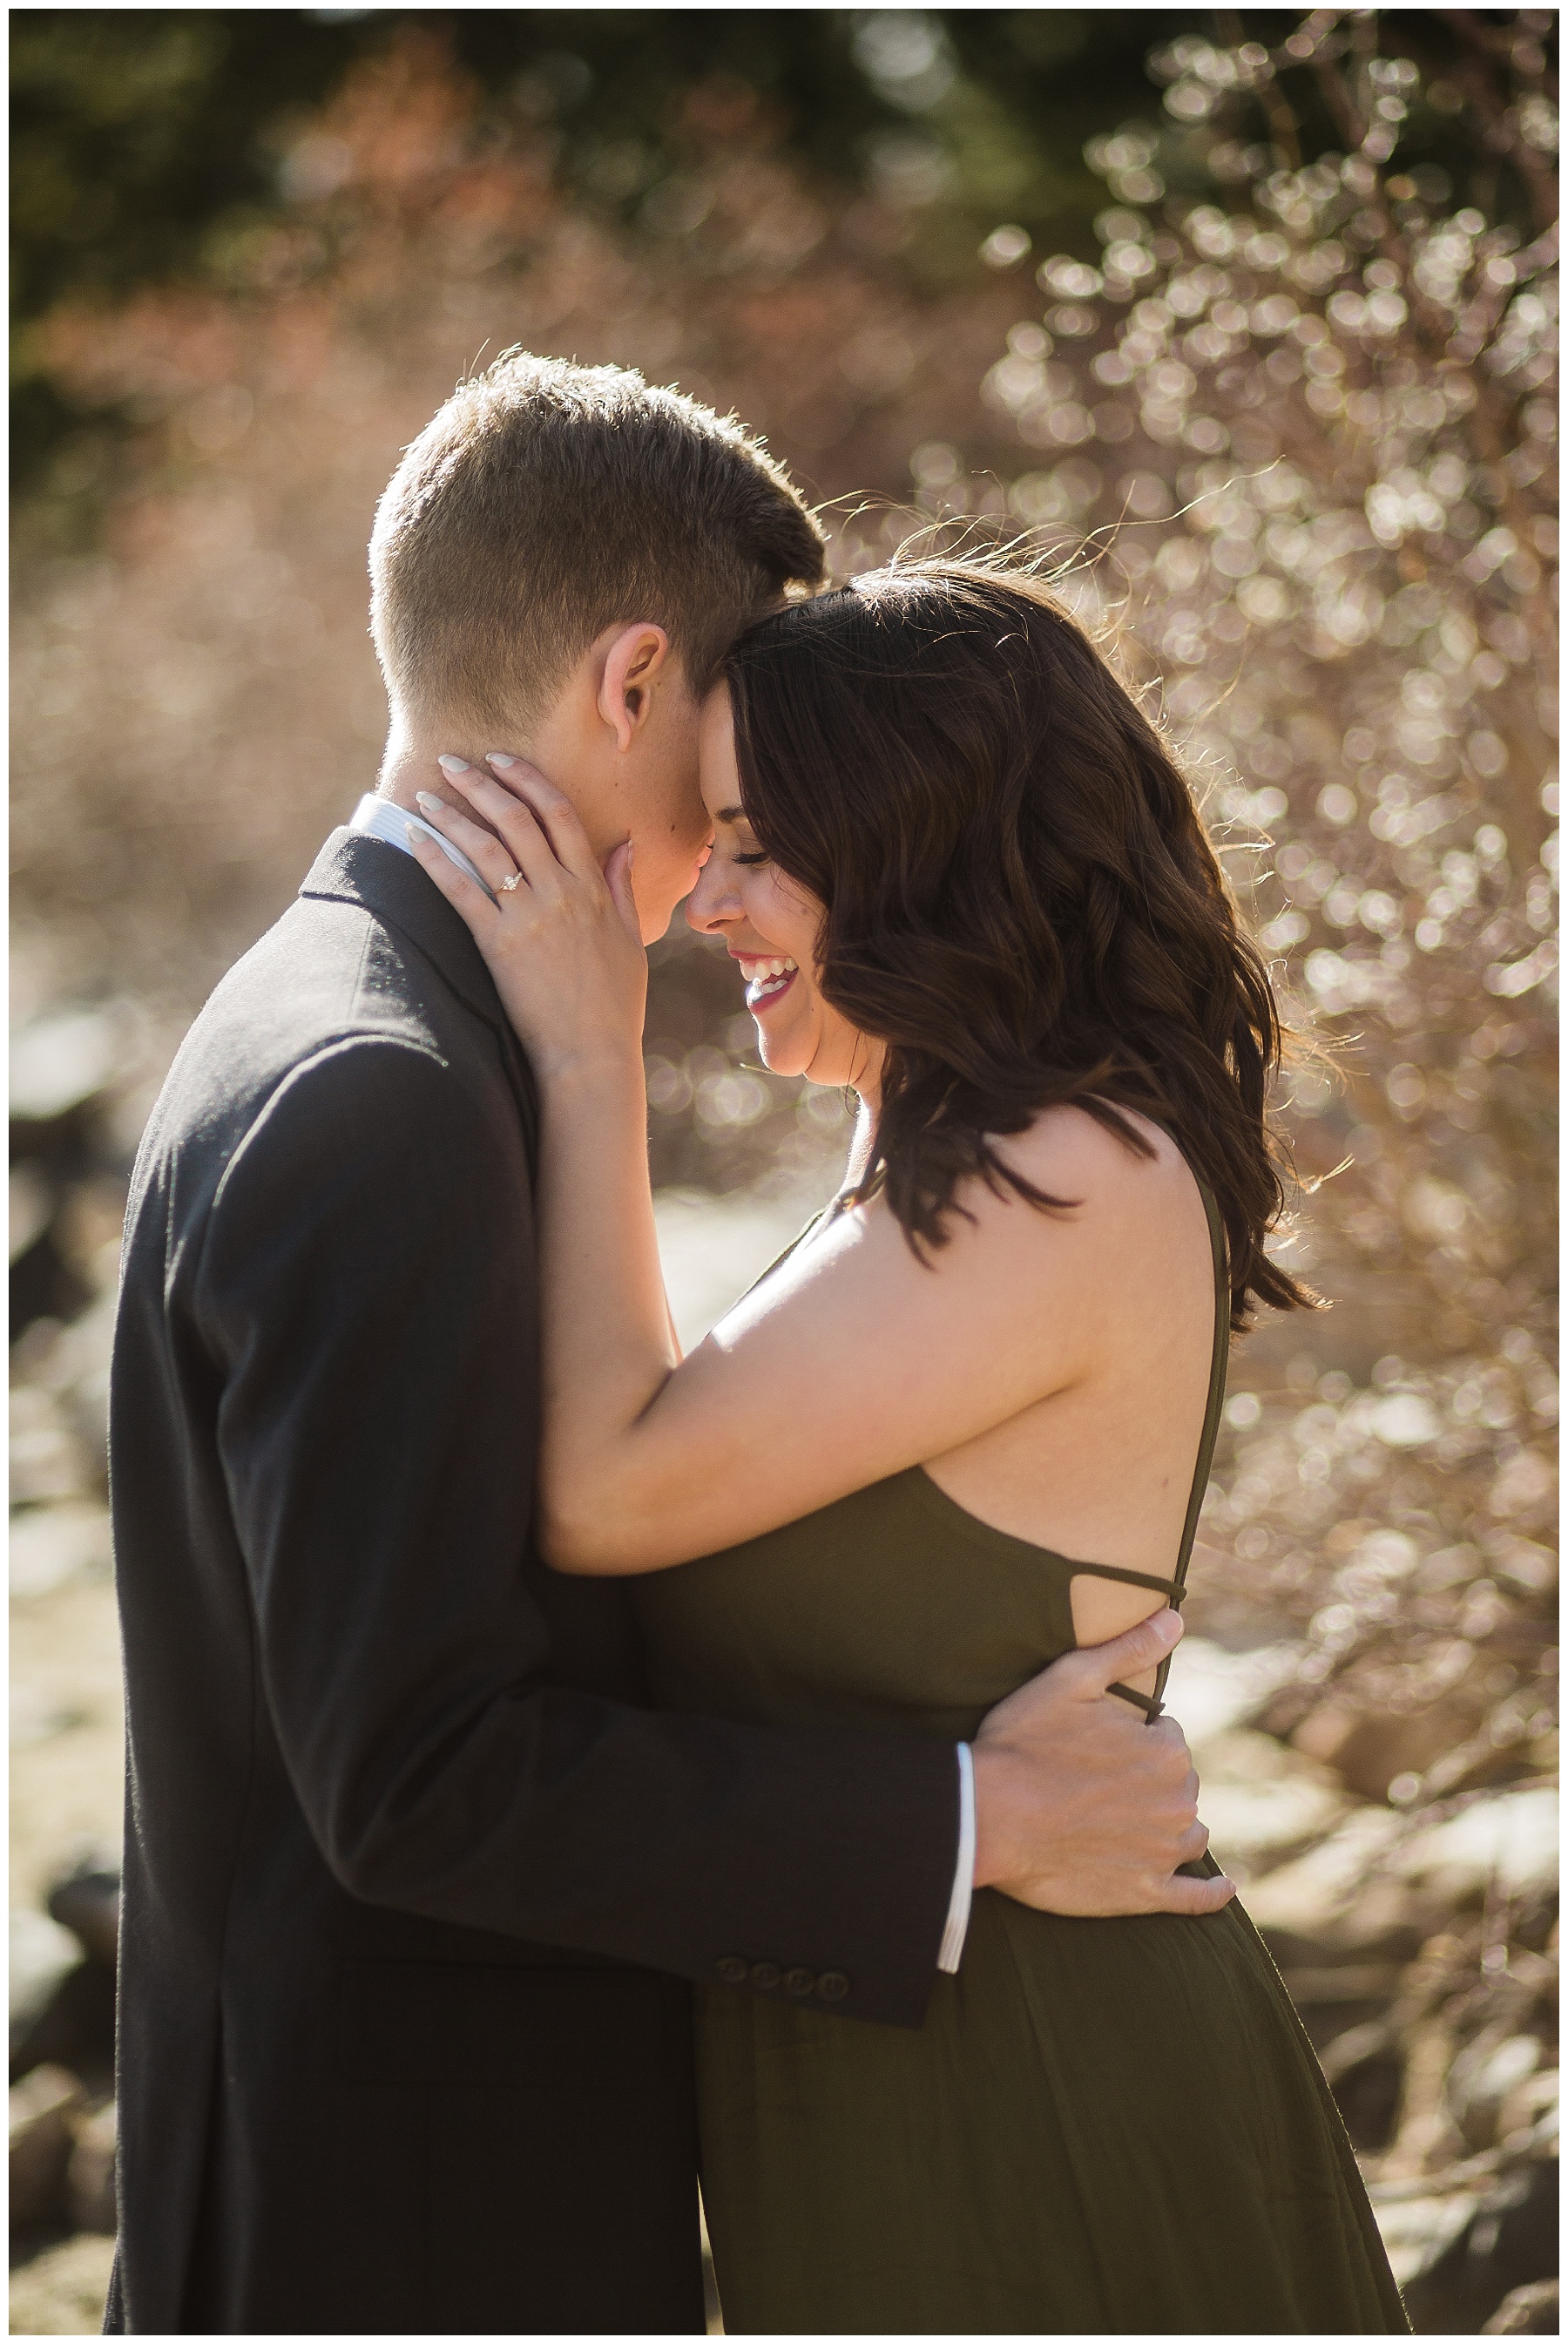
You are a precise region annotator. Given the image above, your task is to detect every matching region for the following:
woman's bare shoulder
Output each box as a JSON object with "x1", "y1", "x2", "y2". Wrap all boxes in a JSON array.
[
  {"x1": 814, "y1": 1104, "x2": 1202, "y2": 1338},
  {"x1": 987, "y1": 1101, "x2": 1197, "y2": 1232}
]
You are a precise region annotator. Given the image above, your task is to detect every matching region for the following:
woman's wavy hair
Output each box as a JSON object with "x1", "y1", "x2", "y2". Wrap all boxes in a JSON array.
[{"x1": 721, "y1": 556, "x2": 1311, "y2": 1331}]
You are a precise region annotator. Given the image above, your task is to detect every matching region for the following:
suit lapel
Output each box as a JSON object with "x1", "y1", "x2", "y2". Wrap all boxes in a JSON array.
[{"x1": 301, "y1": 830, "x2": 540, "y2": 1151}]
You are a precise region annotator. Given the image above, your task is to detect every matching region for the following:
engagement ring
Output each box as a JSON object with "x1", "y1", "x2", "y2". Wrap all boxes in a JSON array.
[{"x1": 497, "y1": 872, "x2": 522, "y2": 893}]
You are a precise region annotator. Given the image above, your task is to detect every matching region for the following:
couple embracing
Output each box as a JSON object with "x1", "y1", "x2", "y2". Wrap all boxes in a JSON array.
[{"x1": 108, "y1": 354, "x2": 1406, "y2": 2334}]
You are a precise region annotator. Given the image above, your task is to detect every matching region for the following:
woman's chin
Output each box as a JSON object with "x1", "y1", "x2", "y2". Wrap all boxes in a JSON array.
[{"x1": 754, "y1": 1033, "x2": 801, "y2": 1077}]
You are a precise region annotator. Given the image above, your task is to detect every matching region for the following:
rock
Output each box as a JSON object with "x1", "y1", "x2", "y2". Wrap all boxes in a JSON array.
[
  {"x1": 1399, "y1": 2162, "x2": 1559, "y2": 2334},
  {"x1": 1182, "y1": 1726, "x2": 1347, "y2": 1875},
  {"x1": 1450, "y1": 2034, "x2": 1544, "y2": 2150},
  {"x1": 66, "y1": 2097, "x2": 117, "y2": 2233},
  {"x1": 10, "y1": 1501, "x2": 114, "y2": 1598},
  {"x1": 10, "y1": 1008, "x2": 120, "y2": 1127},
  {"x1": 653, "y1": 1189, "x2": 823, "y2": 1351},
  {"x1": 48, "y1": 1860, "x2": 121, "y2": 1971},
  {"x1": 10, "y1": 1909, "x2": 80, "y2": 2058},
  {"x1": 10, "y1": 1163, "x2": 52, "y2": 1262},
  {"x1": 10, "y1": 2061, "x2": 84, "y2": 2228},
  {"x1": 10, "y1": 1957, "x2": 118, "y2": 2091},
  {"x1": 9, "y1": 1226, "x2": 94, "y2": 1342},
  {"x1": 1497, "y1": 2070, "x2": 1559, "y2": 2152},
  {"x1": 1374, "y1": 2188, "x2": 1480, "y2": 2294},
  {"x1": 7, "y1": 2231, "x2": 118, "y2": 2336},
  {"x1": 1158, "y1": 1636, "x2": 1301, "y2": 1748},
  {"x1": 1292, "y1": 1698, "x2": 1477, "y2": 1804},
  {"x1": 1243, "y1": 1806, "x2": 1432, "y2": 1959},
  {"x1": 9, "y1": 1388, "x2": 93, "y2": 1508},
  {"x1": 1244, "y1": 1789, "x2": 1560, "y2": 1966},
  {"x1": 1483, "y1": 2278, "x2": 1560, "y2": 2334},
  {"x1": 1396, "y1": 1788, "x2": 1558, "y2": 1905},
  {"x1": 1320, "y1": 2025, "x2": 1404, "y2": 2152}
]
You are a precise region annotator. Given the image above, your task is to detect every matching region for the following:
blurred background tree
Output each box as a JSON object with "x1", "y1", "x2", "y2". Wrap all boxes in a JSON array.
[{"x1": 11, "y1": 8, "x2": 1553, "y2": 501}]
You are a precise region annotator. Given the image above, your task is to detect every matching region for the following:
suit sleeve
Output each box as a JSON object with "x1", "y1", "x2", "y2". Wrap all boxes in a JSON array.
[{"x1": 193, "y1": 1033, "x2": 957, "y2": 2026}]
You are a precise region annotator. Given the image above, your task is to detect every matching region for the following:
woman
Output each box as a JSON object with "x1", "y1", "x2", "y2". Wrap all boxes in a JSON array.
[{"x1": 410, "y1": 560, "x2": 1407, "y2": 2334}]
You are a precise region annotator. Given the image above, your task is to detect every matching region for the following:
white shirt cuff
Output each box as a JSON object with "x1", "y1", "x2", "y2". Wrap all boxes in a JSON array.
[{"x1": 936, "y1": 1742, "x2": 976, "y2": 1974}]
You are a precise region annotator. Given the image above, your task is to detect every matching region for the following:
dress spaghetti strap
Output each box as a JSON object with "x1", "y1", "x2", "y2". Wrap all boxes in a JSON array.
[
  {"x1": 724, "y1": 1155, "x2": 1231, "y2": 1728},
  {"x1": 1102, "y1": 1169, "x2": 1231, "y2": 1719}
]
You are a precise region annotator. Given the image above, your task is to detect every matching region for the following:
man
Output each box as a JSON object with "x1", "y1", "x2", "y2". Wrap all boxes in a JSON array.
[{"x1": 108, "y1": 353, "x2": 1227, "y2": 2335}]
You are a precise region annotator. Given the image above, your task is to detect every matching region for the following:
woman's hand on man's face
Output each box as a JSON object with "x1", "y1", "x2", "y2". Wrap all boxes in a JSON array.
[{"x1": 407, "y1": 754, "x2": 648, "y2": 1081}]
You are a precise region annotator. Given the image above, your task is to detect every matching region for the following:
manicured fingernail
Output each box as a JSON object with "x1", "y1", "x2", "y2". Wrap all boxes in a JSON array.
[
  {"x1": 405, "y1": 822, "x2": 428, "y2": 848},
  {"x1": 1153, "y1": 1609, "x2": 1182, "y2": 1646},
  {"x1": 416, "y1": 791, "x2": 444, "y2": 815},
  {"x1": 437, "y1": 754, "x2": 470, "y2": 775},
  {"x1": 486, "y1": 751, "x2": 517, "y2": 769}
]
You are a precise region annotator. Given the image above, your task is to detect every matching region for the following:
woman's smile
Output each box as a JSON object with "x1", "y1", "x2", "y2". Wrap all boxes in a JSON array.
[
  {"x1": 733, "y1": 951, "x2": 799, "y2": 1011},
  {"x1": 687, "y1": 684, "x2": 875, "y2": 1090}
]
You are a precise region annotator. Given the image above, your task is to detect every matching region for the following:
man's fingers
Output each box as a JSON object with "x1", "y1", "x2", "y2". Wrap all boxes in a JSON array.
[
  {"x1": 1156, "y1": 1869, "x2": 1236, "y2": 1916},
  {"x1": 1066, "y1": 1604, "x2": 1184, "y2": 1697},
  {"x1": 1177, "y1": 1819, "x2": 1211, "y2": 1866}
]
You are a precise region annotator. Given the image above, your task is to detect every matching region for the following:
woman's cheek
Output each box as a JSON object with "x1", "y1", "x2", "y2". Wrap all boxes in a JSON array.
[{"x1": 765, "y1": 873, "x2": 812, "y2": 958}]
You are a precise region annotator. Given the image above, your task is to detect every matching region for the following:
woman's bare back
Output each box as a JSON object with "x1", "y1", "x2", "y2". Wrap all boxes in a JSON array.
[{"x1": 919, "y1": 1111, "x2": 1219, "y2": 1669}]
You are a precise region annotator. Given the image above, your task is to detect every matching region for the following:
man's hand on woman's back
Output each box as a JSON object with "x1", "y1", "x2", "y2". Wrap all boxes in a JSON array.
[{"x1": 971, "y1": 1609, "x2": 1235, "y2": 1918}]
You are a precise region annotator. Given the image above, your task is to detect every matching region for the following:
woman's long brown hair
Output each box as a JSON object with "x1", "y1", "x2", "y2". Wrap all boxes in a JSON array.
[{"x1": 722, "y1": 557, "x2": 1311, "y2": 1331}]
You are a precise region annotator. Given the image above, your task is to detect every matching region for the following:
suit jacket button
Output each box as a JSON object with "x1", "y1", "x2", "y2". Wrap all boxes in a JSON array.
[
  {"x1": 816, "y1": 1970, "x2": 848, "y2": 2002},
  {"x1": 783, "y1": 1967, "x2": 816, "y2": 1997},
  {"x1": 749, "y1": 1961, "x2": 782, "y2": 1991},
  {"x1": 715, "y1": 1955, "x2": 748, "y2": 1986}
]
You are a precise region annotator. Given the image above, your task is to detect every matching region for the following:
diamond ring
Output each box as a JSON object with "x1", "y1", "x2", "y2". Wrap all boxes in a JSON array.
[{"x1": 497, "y1": 873, "x2": 522, "y2": 894}]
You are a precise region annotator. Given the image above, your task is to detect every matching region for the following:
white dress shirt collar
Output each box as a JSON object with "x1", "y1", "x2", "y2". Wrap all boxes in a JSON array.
[{"x1": 348, "y1": 792, "x2": 497, "y2": 902}]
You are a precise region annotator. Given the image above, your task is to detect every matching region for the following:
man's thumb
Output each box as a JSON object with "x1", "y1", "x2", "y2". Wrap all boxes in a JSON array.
[{"x1": 1078, "y1": 1604, "x2": 1183, "y2": 1693}]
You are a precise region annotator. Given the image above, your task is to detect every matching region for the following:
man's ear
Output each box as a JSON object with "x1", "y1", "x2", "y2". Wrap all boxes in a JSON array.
[{"x1": 598, "y1": 622, "x2": 672, "y2": 754}]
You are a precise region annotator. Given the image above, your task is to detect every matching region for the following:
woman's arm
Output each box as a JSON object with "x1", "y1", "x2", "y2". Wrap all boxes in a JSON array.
[{"x1": 409, "y1": 762, "x2": 1110, "y2": 1572}]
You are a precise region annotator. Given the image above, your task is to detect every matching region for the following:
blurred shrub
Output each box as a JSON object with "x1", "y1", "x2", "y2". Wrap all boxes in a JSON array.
[
  {"x1": 14, "y1": 10, "x2": 1547, "y2": 498},
  {"x1": 10, "y1": 7, "x2": 1192, "y2": 499},
  {"x1": 946, "y1": 12, "x2": 1557, "y2": 1830}
]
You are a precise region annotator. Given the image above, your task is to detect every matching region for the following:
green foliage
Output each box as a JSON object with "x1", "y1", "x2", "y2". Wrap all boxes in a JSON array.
[
  {"x1": 13, "y1": 9, "x2": 1551, "y2": 493},
  {"x1": 6, "y1": 7, "x2": 1186, "y2": 490}
]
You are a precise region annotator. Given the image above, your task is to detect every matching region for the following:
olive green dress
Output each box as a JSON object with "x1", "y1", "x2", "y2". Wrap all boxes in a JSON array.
[{"x1": 632, "y1": 1181, "x2": 1408, "y2": 2335}]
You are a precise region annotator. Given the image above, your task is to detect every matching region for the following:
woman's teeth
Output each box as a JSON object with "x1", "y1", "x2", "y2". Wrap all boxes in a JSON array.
[{"x1": 740, "y1": 955, "x2": 797, "y2": 1005}]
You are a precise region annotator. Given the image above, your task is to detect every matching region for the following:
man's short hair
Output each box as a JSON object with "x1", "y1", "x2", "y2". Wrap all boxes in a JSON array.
[{"x1": 369, "y1": 352, "x2": 828, "y2": 732}]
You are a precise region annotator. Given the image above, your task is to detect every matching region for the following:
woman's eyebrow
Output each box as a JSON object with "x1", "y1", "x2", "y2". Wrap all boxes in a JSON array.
[{"x1": 714, "y1": 804, "x2": 745, "y2": 825}]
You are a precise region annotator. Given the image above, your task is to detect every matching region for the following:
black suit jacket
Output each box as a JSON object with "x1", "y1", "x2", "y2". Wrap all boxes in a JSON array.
[{"x1": 105, "y1": 832, "x2": 958, "y2": 2335}]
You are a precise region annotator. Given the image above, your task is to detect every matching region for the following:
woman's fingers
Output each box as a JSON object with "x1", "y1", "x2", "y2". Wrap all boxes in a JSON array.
[
  {"x1": 431, "y1": 759, "x2": 560, "y2": 885},
  {"x1": 486, "y1": 755, "x2": 604, "y2": 884},
  {"x1": 601, "y1": 837, "x2": 642, "y2": 943},
  {"x1": 405, "y1": 827, "x2": 501, "y2": 933},
  {"x1": 415, "y1": 788, "x2": 527, "y2": 897}
]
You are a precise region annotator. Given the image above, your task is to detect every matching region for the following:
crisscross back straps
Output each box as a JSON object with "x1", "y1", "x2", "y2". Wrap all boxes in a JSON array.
[
  {"x1": 1073, "y1": 1563, "x2": 1184, "y2": 1603},
  {"x1": 1107, "y1": 1173, "x2": 1231, "y2": 1724}
]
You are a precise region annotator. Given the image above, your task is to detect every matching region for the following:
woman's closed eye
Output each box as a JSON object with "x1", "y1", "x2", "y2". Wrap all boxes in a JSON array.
[{"x1": 733, "y1": 850, "x2": 771, "y2": 866}]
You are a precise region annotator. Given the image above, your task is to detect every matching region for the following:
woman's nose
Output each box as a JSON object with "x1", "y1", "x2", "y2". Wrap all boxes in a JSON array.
[{"x1": 686, "y1": 859, "x2": 737, "y2": 934}]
